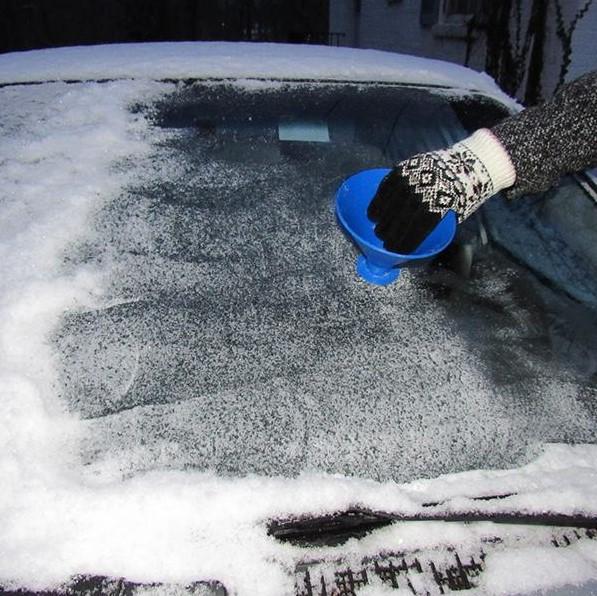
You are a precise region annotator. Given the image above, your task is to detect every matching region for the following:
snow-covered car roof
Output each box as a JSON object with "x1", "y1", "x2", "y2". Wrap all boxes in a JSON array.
[{"x1": 0, "y1": 41, "x2": 516, "y2": 105}]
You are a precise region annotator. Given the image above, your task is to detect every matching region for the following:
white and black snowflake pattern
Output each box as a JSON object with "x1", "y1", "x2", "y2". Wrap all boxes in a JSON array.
[{"x1": 397, "y1": 142, "x2": 494, "y2": 223}]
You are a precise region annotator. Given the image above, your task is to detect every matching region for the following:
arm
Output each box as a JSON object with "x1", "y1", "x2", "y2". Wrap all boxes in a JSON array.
[
  {"x1": 368, "y1": 71, "x2": 597, "y2": 254},
  {"x1": 492, "y1": 70, "x2": 597, "y2": 198}
]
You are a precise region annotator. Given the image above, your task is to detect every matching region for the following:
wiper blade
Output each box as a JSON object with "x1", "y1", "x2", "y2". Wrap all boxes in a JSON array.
[
  {"x1": 269, "y1": 502, "x2": 597, "y2": 547},
  {"x1": 269, "y1": 509, "x2": 395, "y2": 547}
]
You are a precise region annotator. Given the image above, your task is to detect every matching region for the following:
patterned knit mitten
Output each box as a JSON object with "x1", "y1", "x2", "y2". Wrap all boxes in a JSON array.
[{"x1": 368, "y1": 129, "x2": 516, "y2": 254}]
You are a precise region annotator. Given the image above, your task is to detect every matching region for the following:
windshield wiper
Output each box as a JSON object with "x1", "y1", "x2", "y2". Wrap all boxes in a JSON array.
[{"x1": 269, "y1": 500, "x2": 597, "y2": 547}]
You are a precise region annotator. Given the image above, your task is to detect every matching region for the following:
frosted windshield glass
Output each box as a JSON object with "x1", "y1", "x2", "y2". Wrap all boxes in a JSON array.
[{"x1": 50, "y1": 82, "x2": 597, "y2": 483}]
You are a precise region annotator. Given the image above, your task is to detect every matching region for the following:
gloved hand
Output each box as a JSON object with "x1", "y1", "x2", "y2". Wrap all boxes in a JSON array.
[{"x1": 367, "y1": 129, "x2": 516, "y2": 254}]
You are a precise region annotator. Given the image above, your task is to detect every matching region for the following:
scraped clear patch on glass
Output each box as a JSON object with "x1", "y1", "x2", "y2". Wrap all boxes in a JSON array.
[{"x1": 278, "y1": 118, "x2": 330, "y2": 142}]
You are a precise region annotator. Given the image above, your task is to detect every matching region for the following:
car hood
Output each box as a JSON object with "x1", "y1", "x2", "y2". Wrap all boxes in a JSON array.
[{"x1": 2, "y1": 445, "x2": 597, "y2": 594}]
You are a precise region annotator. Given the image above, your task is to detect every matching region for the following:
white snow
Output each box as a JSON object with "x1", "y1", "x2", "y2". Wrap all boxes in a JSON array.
[
  {"x1": 481, "y1": 542, "x2": 597, "y2": 594},
  {"x1": 0, "y1": 50, "x2": 594, "y2": 596},
  {"x1": 0, "y1": 41, "x2": 518, "y2": 107}
]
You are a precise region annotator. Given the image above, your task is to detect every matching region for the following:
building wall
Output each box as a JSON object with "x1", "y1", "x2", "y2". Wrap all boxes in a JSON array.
[
  {"x1": 539, "y1": 0, "x2": 597, "y2": 96},
  {"x1": 330, "y1": 0, "x2": 596, "y2": 99},
  {"x1": 331, "y1": 0, "x2": 486, "y2": 70},
  {"x1": 330, "y1": 0, "x2": 359, "y2": 46},
  {"x1": 562, "y1": 0, "x2": 597, "y2": 82}
]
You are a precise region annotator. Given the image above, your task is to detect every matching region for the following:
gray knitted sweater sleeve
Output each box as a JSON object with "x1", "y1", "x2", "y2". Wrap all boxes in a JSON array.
[{"x1": 491, "y1": 71, "x2": 597, "y2": 198}]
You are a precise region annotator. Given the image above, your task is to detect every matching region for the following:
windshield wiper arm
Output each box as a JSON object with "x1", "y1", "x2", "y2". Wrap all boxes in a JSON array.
[{"x1": 269, "y1": 502, "x2": 597, "y2": 547}]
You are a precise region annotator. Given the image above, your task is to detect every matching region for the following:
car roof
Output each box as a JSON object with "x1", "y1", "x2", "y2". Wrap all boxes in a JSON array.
[{"x1": 0, "y1": 41, "x2": 516, "y2": 105}]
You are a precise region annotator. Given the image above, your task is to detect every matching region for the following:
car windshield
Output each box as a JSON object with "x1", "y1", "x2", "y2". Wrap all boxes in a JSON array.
[{"x1": 50, "y1": 80, "x2": 597, "y2": 484}]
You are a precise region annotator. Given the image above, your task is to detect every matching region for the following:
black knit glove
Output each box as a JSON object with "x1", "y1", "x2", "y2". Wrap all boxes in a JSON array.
[{"x1": 368, "y1": 130, "x2": 516, "y2": 254}]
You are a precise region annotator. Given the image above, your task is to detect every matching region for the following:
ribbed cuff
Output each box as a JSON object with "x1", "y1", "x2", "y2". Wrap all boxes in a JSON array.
[{"x1": 460, "y1": 129, "x2": 516, "y2": 192}]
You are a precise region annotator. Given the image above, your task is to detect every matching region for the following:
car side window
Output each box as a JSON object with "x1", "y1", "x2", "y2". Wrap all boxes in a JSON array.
[{"x1": 483, "y1": 175, "x2": 597, "y2": 308}]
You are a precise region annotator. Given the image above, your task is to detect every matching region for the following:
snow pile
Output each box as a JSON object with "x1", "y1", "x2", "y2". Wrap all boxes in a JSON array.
[
  {"x1": 482, "y1": 543, "x2": 597, "y2": 594},
  {"x1": 0, "y1": 80, "x2": 160, "y2": 489},
  {"x1": 0, "y1": 76, "x2": 595, "y2": 596}
]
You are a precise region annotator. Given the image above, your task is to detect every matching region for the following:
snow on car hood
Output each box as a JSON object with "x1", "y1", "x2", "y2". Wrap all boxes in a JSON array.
[
  {"x1": 0, "y1": 41, "x2": 517, "y2": 106},
  {"x1": 0, "y1": 71, "x2": 595, "y2": 594}
]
